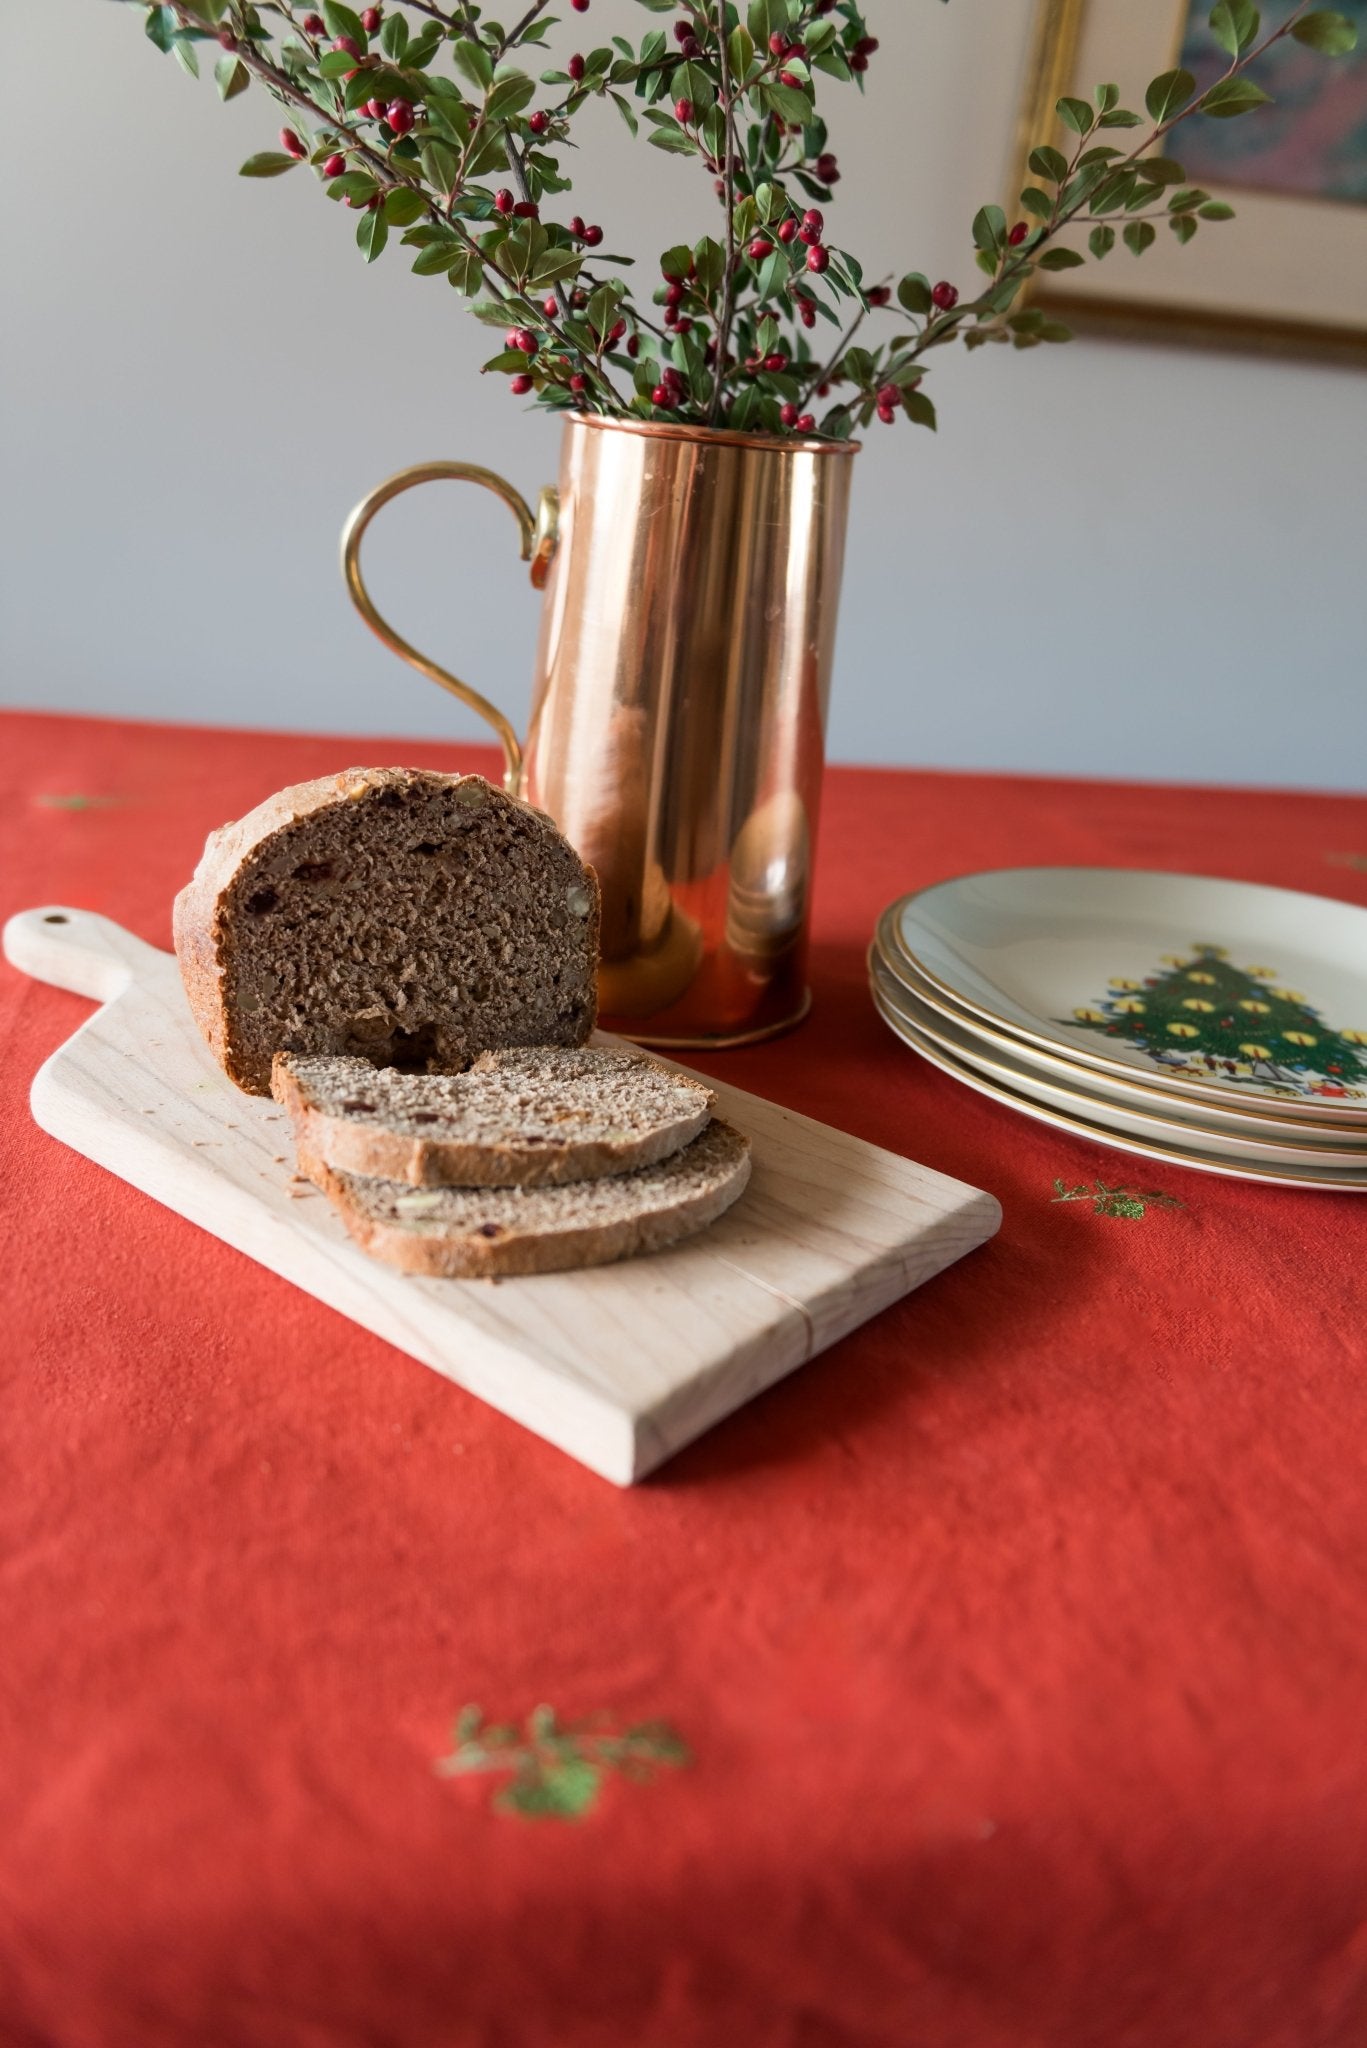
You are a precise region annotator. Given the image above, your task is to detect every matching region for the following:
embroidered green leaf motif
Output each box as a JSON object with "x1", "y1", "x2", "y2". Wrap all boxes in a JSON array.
[
  {"x1": 1052, "y1": 1178, "x2": 1185, "y2": 1220},
  {"x1": 34, "y1": 793, "x2": 121, "y2": 810},
  {"x1": 435, "y1": 1705, "x2": 690, "y2": 1821}
]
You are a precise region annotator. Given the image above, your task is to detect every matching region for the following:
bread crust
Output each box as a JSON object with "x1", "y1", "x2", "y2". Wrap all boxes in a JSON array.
[
  {"x1": 271, "y1": 1049, "x2": 714, "y2": 1189},
  {"x1": 304, "y1": 1120, "x2": 752, "y2": 1277},
  {"x1": 173, "y1": 767, "x2": 599, "y2": 1093}
]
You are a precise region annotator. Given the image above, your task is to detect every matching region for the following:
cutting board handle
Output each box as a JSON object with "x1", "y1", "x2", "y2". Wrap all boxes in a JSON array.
[{"x1": 3, "y1": 907, "x2": 165, "y2": 1003}]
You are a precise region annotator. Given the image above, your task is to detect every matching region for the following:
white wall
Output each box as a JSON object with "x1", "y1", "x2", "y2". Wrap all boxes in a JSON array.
[{"x1": 2, "y1": 0, "x2": 1364, "y2": 788}]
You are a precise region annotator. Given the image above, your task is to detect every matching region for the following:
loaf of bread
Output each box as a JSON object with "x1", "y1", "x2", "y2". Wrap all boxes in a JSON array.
[
  {"x1": 304, "y1": 1118, "x2": 752, "y2": 1277},
  {"x1": 271, "y1": 1046, "x2": 714, "y2": 1188},
  {"x1": 174, "y1": 767, "x2": 600, "y2": 1094}
]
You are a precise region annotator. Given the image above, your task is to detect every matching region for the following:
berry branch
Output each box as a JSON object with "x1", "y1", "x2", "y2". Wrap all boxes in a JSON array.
[{"x1": 130, "y1": 0, "x2": 1358, "y2": 439}]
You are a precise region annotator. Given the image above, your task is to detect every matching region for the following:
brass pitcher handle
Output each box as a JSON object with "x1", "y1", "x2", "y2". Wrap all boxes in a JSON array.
[{"x1": 340, "y1": 461, "x2": 559, "y2": 794}]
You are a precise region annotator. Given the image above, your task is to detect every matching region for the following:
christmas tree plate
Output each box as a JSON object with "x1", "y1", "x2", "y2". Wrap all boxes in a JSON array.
[
  {"x1": 872, "y1": 916, "x2": 1367, "y2": 1145},
  {"x1": 870, "y1": 979, "x2": 1367, "y2": 1194},
  {"x1": 884, "y1": 870, "x2": 1367, "y2": 1122},
  {"x1": 870, "y1": 954, "x2": 1367, "y2": 1171}
]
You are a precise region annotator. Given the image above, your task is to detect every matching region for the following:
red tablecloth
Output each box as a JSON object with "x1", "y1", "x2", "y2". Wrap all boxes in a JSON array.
[{"x1": 3, "y1": 709, "x2": 1366, "y2": 2048}]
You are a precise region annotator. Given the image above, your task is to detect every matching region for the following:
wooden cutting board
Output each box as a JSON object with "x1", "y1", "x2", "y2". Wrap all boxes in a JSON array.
[{"x1": 4, "y1": 906, "x2": 1000, "y2": 1484}]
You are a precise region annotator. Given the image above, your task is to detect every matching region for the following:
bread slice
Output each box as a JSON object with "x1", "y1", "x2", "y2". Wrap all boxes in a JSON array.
[
  {"x1": 271, "y1": 1046, "x2": 714, "y2": 1188},
  {"x1": 174, "y1": 767, "x2": 599, "y2": 1094},
  {"x1": 306, "y1": 1118, "x2": 751, "y2": 1277}
]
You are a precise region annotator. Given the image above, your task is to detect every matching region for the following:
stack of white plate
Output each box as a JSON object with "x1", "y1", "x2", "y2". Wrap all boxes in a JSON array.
[{"x1": 869, "y1": 868, "x2": 1367, "y2": 1191}]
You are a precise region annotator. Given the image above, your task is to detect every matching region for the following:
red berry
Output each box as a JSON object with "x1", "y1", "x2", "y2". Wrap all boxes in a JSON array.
[
  {"x1": 361, "y1": 7, "x2": 382, "y2": 31},
  {"x1": 513, "y1": 200, "x2": 539, "y2": 219},
  {"x1": 323, "y1": 153, "x2": 346, "y2": 177},
  {"x1": 581, "y1": 223, "x2": 603, "y2": 246},
  {"x1": 680, "y1": 34, "x2": 700, "y2": 57},
  {"x1": 877, "y1": 404, "x2": 895, "y2": 424},
  {"x1": 512, "y1": 328, "x2": 538, "y2": 355},
  {"x1": 675, "y1": 97, "x2": 695, "y2": 124},
  {"x1": 332, "y1": 35, "x2": 360, "y2": 56},
  {"x1": 876, "y1": 384, "x2": 900, "y2": 408},
  {"x1": 280, "y1": 128, "x2": 306, "y2": 159},
  {"x1": 664, "y1": 282, "x2": 685, "y2": 307},
  {"x1": 572, "y1": 0, "x2": 590, "y2": 11},
  {"x1": 652, "y1": 384, "x2": 672, "y2": 407},
  {"x1": 674, "y1": 21, "x2": 693, "y2": 41},
  {"x1": 570, "y1": 373, "x2": 588, "y2": 393},
  {"x1": 931, "y1": 280, "x2": 959, "y2": 310},
  {"x1": 796, "y1": 414, "x2": 815, "y2": 432},
  {"x1": 568, "y1": 53, "x2": 585, "y2": 81},
  {"x1": 777, "y1": 219, "x2": 798, "y2": 245},
  {"x1": 494, "y1": 189, "x2": 514, "y2": 214},
  {"x1": 851, "y1": 53, "x2": 868, "y2": 72},
  {"x1": 816, "y1": 153, "x2": 839, "y2": 183},
  {"x1": 302, "y1": 14, "x2": 324, "y2": 33},
  {"x1": 675, "y1": 317, "x2": 692, "y2": 336},
  {"x1": 749, "y1": 237, "x2": 772, "y2": 261},
  {"x1": 627, "y1": 333, "x2": 640, "y2": 357},
  {"x1": 543, "y1": 293, "x2": 559, "y2": 316},
  {"x1": 385, "y1": 99, "x2": 414, "y2": 135},
  {"x1": 569, "y1": 216, "x2": 586, "y2": 236},
  {"x1": 608, "y1": 318, "x2": 626, "y2": 343},
  {"x1": 217, "y1": 26, "x2": 238, "y2": 50},
  {"x1": 528, "y1": 110, "x2": 549, "y2": 135},
  {"x1": 805, "y1": 245, "x2": 829, "y2": 273},
  {"x1": 1008, "y1": 221, "x2": 1030, "y2": 246},
  {"x1": 855, "y1": 36, "x2": 880, "y2": 55},
  {"x1": 804, "y1": 208, "x2": 824, "y2": 234},
  {"x1": 780, "y1": 402, "x2": 800, "y2": 427},
  {"x1": 764, "y1": 351, "x2": 787, "y2": 372},
  {"x1": 779, "y1": 70, "x2": 800, "y2": 87},
  {"x1": 769, "y1": 32, "x2": 789, "y2": 55},
  {"x1": 510, "y1": 373, "x2": 534, "y2": 395}
]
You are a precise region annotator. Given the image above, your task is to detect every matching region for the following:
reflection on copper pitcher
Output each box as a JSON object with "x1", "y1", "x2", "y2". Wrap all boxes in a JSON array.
[{"x1": 343, "y1": 414, "x2": 858, "y2": 1048}]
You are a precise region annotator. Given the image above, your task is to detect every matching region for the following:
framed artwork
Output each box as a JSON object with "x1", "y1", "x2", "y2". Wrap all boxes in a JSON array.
[{"x1": 1014, "y1": 0, "x2": 1367, "y2": 361}]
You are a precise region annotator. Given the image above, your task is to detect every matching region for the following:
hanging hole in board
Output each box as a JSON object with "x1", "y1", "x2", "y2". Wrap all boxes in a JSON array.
[{"x1": 43, "y1": 913, "x2": 69, "y2": 924}]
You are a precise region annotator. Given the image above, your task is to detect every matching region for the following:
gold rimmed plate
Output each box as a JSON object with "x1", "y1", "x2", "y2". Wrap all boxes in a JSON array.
[
  {"x1": 869, "y1": 975, "x2": 1367, "y2": 1194},
  {"x1": 873, "y1": 912, "x2": 1367, "y2": 1146},
  {"x1": 884, "y1": 869, "x2": 1367, "y2": 1123},
  {"x1": 871, "y1": 952, "x2": 1367, "y2": 1173}
]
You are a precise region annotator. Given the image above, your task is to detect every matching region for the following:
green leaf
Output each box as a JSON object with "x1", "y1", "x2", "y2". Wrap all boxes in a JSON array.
[
  {"x1": 1170, "y1": 213, "x2": 1198, "y2": 244},
  {"x1": 407, "y1": 20, "x2": 443, "y2": 67},
  {"x1": 530, "y1": 248, "x2": 584, "y2": 286},
  {"x1": 328, "y1": 171, "x2": 378, "y2": 201},
  {"x1": 972, "y1": 204, "x2": 1007, "y2": 256},
  {"x1": 1198, "y1": 199, "x2": 1236, "y2": 219},
  {"x1": 1038, "y1": 319, "x2": 1073, "y2": 342},
  {"x1": 1123, "y1": 220, "x2": 1157, "y2": 255},
  {"x1": 1145, "y1": 68, "x2": 1196, "y2": 122},
  {"x1": 1097, "y1": 107, "x2": 1145, "y2": 128},
  {"x1": 1056, "y1": 95, "x2": 1095, "y2": 134},
  {"x1": 144, "y1": 7, "x2": 177, "y2": 54},
  {"x1": 1019, "y1": 186, "x2": 1053, "y2": 220},
  {"x1": 451, "y1": 38, "x2": 494, "y2": 92},
  {"x1": 486, "y1": 73, "x2": 536, "y2": 121},
  {"x1": 447, "y1": 248, "x2": 484, "y2": 295},
  {"x1": 496, "y1": 1759, "x2": 601, "y2": 1819},
  {"x1": 1037, "y1": 245, "x2": 1086, "y2": 270},
  {"x1": 1138, "y1": 156, "x2": 1186, "y2": 185},
  {"x1": 419, "y1": 140, "x2": 460, "y2": 193},
  {"x1": 756, "y1": 250, "x2": 789, "y2": 299},
  {"x1": 318, "y1": 48, "x2": 358, "y2": 78},
  {"x1": 379, "y1": 11, "x2": 409, "y2": 61},
  {"x1": 649, "y1": 127, "x2": 696, "y2": 154},
  {"x1": 173, "y1": 39, "x2": 200, "y2": 79},
  {"x1": 747, "y1": 0, "x2": 791, "y2": 47},
  {"x1": 239, "y1": 152, "x2": 301, "y2": 178},
  {"x1": 1290, "y1": 9, "x2": 1357, "y2": 53},
  {"x1": 1088, "y1": 223, "x2": 1116, "y2": 258},
  {"x1": 1197, "y1": 75, "x2": 1272, "y2": 117},
  {"x1": 322, "y1": 2, "x2": 365, "y2": 46},
  {"x1": 905, "y1": 390, "x2": 937, "y2": 431},
  {"x1": 215, "y1": 54, "x2": 248, "y2": 100},
  {"x1": 356, "y1": 208, "x2": 388, "y2": 263},
  {"x1": 693, "y1": 235, "x2": 726, "y2": 295},
  {"x1": 1095, "y1": 81, "x2": 1120, "y2": 112},
  {"x1": 660, "y1": 244, "x2": 692, "y2": 283},
  {"x1": 897, "y1": 272, "x2": 933, "y2": 314},
  {"x1": 383, "y1": 188, "x2": 424, "y2": 226},
  {"x1": 1167, "y1": 186, "x2": 1211, "y2": 211},
  {"x1": 411, "y1": 236, "x2": 464, "y2": 274},
  {"x1": 1028, "y1": 144, "x2": 1070, "y2": 185},
  {"x1": 610, "y1": 91, "x2": 638, "y2": 138},
  {"x1": 1209, "y1": 1, "x2": 1260, "y2": 57},
  {"x1": 759, "y1": 82, "x2": 813, "y2": 124},
  {"x1": 728, "y1": 25, "x2": 755, "y2": 79}
]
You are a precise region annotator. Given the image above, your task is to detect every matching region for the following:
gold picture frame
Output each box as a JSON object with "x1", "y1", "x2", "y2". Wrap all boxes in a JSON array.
[{"x1": 1014, "y1": 0, "x2": 1367, "y2": 363}]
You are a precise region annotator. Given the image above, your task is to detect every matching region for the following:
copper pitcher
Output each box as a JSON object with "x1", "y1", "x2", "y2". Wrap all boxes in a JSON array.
[{"x1": 342, "y1": 414, "x2": 858, "y2": 1048}]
